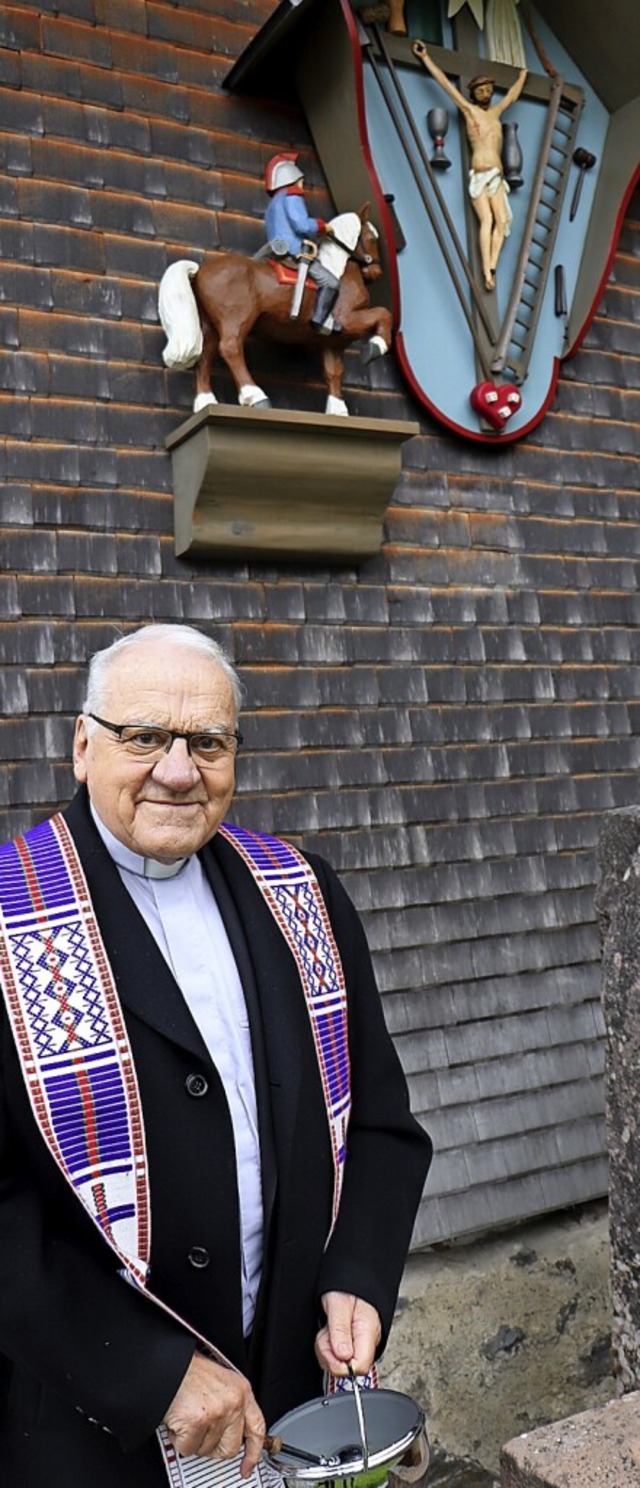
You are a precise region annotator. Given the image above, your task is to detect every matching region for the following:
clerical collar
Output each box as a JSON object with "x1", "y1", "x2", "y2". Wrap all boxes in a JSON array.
[{"x1": 90, "y1": 803, "x2": 188, "y2": 880}]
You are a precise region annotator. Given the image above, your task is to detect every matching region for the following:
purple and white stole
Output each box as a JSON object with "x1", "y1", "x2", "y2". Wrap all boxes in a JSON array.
[
  {"x1": 218, "y1": 823, "x2": 351, "y2": 1230},
  {"x1": 0, "y1": 813, "x2": 370, "y2": 1487}
]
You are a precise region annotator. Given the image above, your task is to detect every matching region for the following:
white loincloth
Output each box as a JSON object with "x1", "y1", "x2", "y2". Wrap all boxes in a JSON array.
[{"x1": 468, "y1": 168, "x2": 512, "y2": 233}]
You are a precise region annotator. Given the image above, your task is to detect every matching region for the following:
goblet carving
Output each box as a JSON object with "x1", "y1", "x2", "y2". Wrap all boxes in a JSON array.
[{"x1": 427, "y1": 107, "x2": 451, "y2": 170}]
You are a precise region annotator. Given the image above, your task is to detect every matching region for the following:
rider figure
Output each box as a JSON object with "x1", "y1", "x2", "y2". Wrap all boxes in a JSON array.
[{"x1": 264, "y1": 154, "x2": 341, "y2": 334}]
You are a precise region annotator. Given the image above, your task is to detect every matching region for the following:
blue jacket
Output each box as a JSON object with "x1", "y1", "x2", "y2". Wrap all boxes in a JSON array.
[{"x1": 265, "y1": 189, "x2": 324, "y2": 255}]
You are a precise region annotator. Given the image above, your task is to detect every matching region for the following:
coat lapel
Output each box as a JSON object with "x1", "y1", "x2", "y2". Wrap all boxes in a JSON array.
[{"x1": 203, "y1": 832, "x2": 309, "y2": 1209}]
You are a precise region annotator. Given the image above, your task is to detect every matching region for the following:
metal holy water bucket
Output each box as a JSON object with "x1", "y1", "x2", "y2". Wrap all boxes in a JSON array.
[{"x1": 267, "y1": 1387, "x2": 429, "y2": 1488}]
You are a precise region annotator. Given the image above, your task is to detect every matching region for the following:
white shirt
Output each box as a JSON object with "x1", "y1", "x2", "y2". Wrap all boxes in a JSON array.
[{"x1": 91, "y1": 806, "x2": 263, "y2": 1336}]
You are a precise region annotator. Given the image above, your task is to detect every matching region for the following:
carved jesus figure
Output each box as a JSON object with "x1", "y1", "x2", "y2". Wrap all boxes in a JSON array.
[{"x1": 414, "y1": 40, "x2": 527, "y2": 289}]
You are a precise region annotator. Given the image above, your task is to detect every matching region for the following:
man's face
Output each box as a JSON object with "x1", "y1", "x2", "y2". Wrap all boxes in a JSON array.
[
  {"x1": 471, "y1": 81, "x2": 494, "y2": 109},
  {"x1": 73, "y1": 643, "x2": 238, "y2": 863}
]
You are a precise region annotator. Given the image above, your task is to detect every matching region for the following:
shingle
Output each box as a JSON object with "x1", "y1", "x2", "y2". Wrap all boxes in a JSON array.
[
  {"x1": 114, "y1": 448, "x2": 170, "y2": 491},
  {"x1": 0, "y1": 48, "x2": 21, "y2": 88},
  {"x1": 84, "y1": 103, "x2": 151, "y2": 153},
  {"x1": 1, "y1": 530, "x2": 57, "y2": 571},
  {"x1": 19, "y1": 176, "x2": 94, "y2": 228},
  {"x1": 94, "y1": 0, "x2": 146, "y2": 33},
  {"x1": 49, "y1": 272, "x2": 121, "y2": 319},
  {"x1": 27, "y1": 49, "x2": 122, "y2": 105},
  {"x1": 149, "y1": 117, "x2": 218, "y2": 169},
  {"x1": 0, "y1": 266, "x2": 54, "y2": 312},
  {"x1": 0, "y1": 486, "x2": 34, "y2": 526},
  {"x1": 0, "y1": 309, "x2": 19, "y2": 349},
  {"x1": 41, "y1": 17, "x2": 113, "y2": 68},
  {"x1": 16, "y1": 577, "x2": 76, "y2": 617},
  {"x1": 102, "y1": 231, "x2": 165, "y2": 279},
  {"x1": 48, "y1": 354, "x2": 110, "y2": 400},
  {"x1": 30, "y1": 398, "x2": 100, "y2": 444},
  {"x1": 26, "y1": 665, "x2": 86, "y2": 713},
  {"x1": 0, "y1": 134, "x2": 33, "y2": 175},
  {"x1": 0, "y1": 397, "x2": 31, "y2": 439},
  {"x1": 120, "y1": 72, "x2": 189, "y2": 122},
  {"x1": 0, "y1": 89, "x2": 43, "y2": 135},
  {"x1": 6, "y1": 440, "x2": 81, "y2": 486},
  {"x1": 234, "y1": 626, "x2": 301, "y2": 666},
  {"x1": 108, "y1": 359, "x2": 166, "y2": 404},
  {"x1": 33, "y1": 223, "x2": 106, "y2": 272}
]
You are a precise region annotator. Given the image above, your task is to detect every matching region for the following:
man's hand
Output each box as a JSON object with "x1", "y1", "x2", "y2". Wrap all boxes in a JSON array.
[
  {"x1": 163, "y1": 1353, "x2": 265, "y2": 1477},
  {"x1": 315, "y1": 1292, "x2": 382, "y2": 1377}
]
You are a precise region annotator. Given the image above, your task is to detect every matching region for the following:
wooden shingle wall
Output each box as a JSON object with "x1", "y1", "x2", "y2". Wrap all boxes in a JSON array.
[{"x1": 2, "y1": 0, "x2": 639, "y2": 1245}]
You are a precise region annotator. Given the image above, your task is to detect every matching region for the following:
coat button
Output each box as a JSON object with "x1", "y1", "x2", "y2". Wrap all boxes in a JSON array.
[
  {"x1": 188, "y1": 1246, "x2": 210, "y2": 1269},
  {"x1": 185, "y1": 1073, "x2": 209, "y2": 1098}
]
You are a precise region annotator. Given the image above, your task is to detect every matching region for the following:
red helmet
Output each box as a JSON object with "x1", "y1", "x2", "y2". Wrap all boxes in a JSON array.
[{"x1": 265, "y1": 153, "x2": 304, "y2": 193}]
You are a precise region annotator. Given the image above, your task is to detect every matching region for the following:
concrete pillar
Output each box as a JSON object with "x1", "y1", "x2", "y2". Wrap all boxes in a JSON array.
[
  {"x1": 596, "y1": 805, "x2": 640, "y2": 1389},
  {"x1": 500, "y1": 1391, "x2": 640, "y2": 1487}
]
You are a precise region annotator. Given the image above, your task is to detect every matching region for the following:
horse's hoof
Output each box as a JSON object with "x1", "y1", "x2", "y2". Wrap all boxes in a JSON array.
[
  {"x1": 325, "y1": 396, "x2": 349, "y2": 417},
  {"x1": 361, "y1": 335, "x2": 388, "y2": 365},
  {"x1": 238, "y1": 384, "x2": 271, "y2": 409},
  {"x1": 193, "y1": 392, "x2": 218, "y2": 412}
]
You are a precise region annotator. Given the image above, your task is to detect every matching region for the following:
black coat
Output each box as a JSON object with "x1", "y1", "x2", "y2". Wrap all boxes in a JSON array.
[{"x1": 0, "y1": 790, "x2": 431, "y2": 1487}]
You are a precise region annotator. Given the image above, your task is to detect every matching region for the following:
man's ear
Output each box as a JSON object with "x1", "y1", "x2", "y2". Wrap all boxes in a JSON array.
[{"x1": 73, "y1": 716, "x2": 89, "y2": 782}]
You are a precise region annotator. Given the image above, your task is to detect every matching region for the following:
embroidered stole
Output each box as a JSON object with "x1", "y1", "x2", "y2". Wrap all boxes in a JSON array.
[{"x1": 0, "y1": 813, "x2": 369, "y2": 1488}]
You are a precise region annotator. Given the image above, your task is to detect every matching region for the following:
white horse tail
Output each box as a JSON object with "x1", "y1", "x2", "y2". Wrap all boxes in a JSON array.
[{"x1": 158, "y1": 260, "x2": 203, "y2": 369}]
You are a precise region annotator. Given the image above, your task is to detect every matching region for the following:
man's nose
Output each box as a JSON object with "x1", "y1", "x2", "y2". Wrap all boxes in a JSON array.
[{"x1": 151, "y1": 738, "x2": 201, "y2": 788}]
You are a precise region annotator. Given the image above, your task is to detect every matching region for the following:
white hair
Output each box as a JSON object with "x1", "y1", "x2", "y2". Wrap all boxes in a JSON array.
[{"x1": 82, "y1": 624, "x2": 242, "y2": 724}]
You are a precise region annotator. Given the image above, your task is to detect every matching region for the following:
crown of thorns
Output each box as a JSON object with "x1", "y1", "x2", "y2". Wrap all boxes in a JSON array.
[{"x1": 468, "y1": 74, "x2": 495, "y2": 94}]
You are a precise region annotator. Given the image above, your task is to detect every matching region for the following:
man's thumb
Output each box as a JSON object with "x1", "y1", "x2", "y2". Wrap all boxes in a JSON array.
[{"x1": 327, "y1": 1298, "x2": 354, "y2": 1359}]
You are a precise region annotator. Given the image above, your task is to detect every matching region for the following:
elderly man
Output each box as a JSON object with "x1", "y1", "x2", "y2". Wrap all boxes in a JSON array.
[
  {"x1": 0, "y1": 624, "x2": 431, "y2": 1488},
  {"x1": 414, "y1": 40, "x2": 527, "y2": 290}
]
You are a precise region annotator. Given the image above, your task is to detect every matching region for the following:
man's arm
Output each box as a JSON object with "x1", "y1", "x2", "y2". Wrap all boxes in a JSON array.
[
  {"x1": 495, "y1": 68, "x2": 528, "y2": 114},
  {"x1": 285, "y1": 194, "x2": 327, "y2": 239},
  {"x1": 412, "y1": 39, "x2": 470, "y2": 114}
]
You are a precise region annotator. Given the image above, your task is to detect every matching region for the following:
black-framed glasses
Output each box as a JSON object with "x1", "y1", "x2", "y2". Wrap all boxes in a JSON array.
[{"x1": 88, "y1": 714, "x2": 242, "y2": 766}]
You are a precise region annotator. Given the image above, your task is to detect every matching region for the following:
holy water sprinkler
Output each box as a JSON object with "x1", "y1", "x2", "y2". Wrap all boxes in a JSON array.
[{"x1": 569, "y1": 148, "x2": 596, "y2": 222}]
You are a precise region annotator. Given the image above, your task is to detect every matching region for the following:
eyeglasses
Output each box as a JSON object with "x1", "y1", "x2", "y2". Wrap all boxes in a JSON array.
[{"x1": 88, "y1": 714, "x2": 242, "y2": 766}]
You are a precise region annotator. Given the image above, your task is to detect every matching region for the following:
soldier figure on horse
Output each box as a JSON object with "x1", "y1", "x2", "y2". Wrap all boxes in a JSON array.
[
  {"x1": 263, "y1": 154, "x2": 343, "y2": 336},
  {"x1": 158, "y1": 162, "x2": 393, "y2": 416}
]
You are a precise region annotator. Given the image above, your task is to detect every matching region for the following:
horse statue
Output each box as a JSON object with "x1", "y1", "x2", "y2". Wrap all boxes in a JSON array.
[{"x1": 158, "y1": 207, "x2": 393, "y2": 418}]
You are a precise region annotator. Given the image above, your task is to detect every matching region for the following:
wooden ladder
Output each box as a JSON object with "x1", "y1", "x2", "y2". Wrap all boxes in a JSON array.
[{"x1": 491, "y1": 75, "x2": 584, "y2": 382}]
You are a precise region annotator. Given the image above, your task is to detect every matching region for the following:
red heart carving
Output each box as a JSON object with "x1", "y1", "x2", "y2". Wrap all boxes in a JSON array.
[{"x1": 470, "y1": 380, "x2": 522, "y2": 431}]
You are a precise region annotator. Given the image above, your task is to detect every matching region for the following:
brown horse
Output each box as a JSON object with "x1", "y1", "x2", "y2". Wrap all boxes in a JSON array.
[{"x1": 158, "y1": 207, "x2": 393, "y2": 417}]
